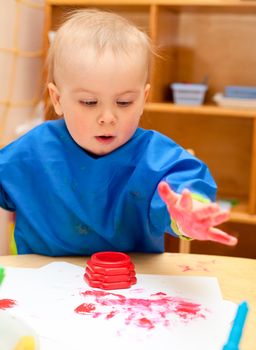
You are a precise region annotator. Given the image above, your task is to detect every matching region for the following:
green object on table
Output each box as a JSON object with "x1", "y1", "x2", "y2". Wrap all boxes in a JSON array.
[{"x1": 0, "y1": 267, "x2": 5, "y2": 285}]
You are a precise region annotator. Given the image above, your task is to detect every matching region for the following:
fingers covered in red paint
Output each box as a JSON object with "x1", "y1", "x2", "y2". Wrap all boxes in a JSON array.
[{"x1": 157, "y1": 181, "x2": 237, "y2": 246}]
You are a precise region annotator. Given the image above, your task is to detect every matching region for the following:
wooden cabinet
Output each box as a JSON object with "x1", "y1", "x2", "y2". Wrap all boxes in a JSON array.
[{"x1": 45, "y1": 0, "x2": 256, "y2": 255}]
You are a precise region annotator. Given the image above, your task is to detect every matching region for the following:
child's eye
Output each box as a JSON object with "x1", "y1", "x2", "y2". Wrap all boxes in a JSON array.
[
  {"x1": 117, "y1": 101, "x2": 132, "y2": 107},
  {"x1": 80, "y1": 100, "x2": 98, "y2": 106}
]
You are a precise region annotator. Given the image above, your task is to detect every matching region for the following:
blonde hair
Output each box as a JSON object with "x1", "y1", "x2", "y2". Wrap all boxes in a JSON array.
[{"x1": 47, "y1": 9, "x2": 153, "y2": 86}]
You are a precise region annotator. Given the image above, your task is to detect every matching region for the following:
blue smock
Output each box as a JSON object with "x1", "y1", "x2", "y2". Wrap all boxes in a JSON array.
[{"x1": 0, "y1": 119, "x2": 216, "y2": 256}]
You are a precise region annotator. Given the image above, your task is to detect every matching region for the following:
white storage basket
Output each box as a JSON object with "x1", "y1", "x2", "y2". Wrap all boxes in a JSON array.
[{"x1": 171, "y1": 83, "x2": 208, "y2": 106}]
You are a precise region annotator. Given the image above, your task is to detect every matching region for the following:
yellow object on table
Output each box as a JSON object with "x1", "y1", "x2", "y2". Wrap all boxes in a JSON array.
[
  {"x1": 0, "y1": 310, "x2": 39, "y2": 350},
  {"x1": 14, "y1": 336, "x2": 36, "y2": 350}
]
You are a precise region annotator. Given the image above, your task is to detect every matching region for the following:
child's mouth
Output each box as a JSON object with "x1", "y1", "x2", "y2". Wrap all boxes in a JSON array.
[{"x1": 95, "y1": 136, "x2": 115, "y2": 144}]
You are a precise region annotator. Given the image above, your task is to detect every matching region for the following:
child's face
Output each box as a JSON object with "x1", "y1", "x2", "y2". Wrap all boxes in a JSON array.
[{"x1": 49, "y1": 49, "x2": 150, "y2": 156}]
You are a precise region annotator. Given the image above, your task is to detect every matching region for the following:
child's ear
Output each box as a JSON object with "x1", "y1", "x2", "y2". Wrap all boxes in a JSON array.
[
  {"x1": 48, "y1": 82, "x2": 63, "y2": 116},
  {"x1": 144, "y1": 83, "x2": 151, "y2": 102}
]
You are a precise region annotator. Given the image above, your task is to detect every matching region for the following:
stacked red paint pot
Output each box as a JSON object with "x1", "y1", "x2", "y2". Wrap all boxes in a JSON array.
[{"x1": 84, "y1": 251, "x2": 137, "y2": 290}]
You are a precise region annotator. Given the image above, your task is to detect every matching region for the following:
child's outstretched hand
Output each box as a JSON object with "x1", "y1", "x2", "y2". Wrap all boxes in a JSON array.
[{"x1": 158, "y1": 181, "x2": 237, "y2": 246}]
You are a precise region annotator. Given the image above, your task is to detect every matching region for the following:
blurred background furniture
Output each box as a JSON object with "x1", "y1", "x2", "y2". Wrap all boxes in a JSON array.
[{"x1": 1, "y1": 0, "x2": 256, "y2": 258}]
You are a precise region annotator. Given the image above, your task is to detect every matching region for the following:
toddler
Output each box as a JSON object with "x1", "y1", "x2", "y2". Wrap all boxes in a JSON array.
[{"x1": 0, "y1": 9, "x2": 237, "y2": 255}]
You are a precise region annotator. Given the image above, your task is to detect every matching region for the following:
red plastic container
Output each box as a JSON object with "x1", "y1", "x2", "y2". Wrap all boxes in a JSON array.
[
  {"x1": 85, "y1": 267, "x2": 136, "y2": 282},
  {"x1": 84, "y1": 251, "x2": 137, "y2": 290}
]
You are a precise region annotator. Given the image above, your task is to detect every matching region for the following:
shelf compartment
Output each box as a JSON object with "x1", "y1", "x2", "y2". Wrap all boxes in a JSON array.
[
  {"x1": 217, "y1": 195, "x2": 256, "y2": 224},
  {"x1": 49, "y1": 4, "x2": 151, "y2": 32},
  {"x1": 229, "y1": 199, "x2": 256, "y2": 224},
  {"x1": 150, "y1": 6, "x2": 256, "y2": 104},
  {"x1": 145, "y1": 102, "x2": 256, "y2": 118}
]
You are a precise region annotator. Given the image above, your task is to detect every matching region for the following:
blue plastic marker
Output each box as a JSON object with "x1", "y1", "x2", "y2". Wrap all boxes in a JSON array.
[{"x1": 223, "y1": 301, "x2": 249, "y2": 350}]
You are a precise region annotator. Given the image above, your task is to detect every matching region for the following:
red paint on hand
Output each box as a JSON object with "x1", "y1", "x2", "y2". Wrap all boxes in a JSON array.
[{"x1": 158, "y1": 181, "x2": 238, "y2": 246}]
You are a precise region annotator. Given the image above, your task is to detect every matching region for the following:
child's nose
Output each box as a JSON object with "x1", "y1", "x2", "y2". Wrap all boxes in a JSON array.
[{"x1": 98, "y1": 110, "x2": 116, "y2": 125}]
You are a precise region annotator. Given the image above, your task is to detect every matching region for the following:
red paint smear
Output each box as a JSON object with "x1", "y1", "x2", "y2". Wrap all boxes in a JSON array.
[
  {"x1": 74, "y1": 303, "x2": 96, "y2": 314},
  {"x1": 178, "y1": 264, "x2": 210, "y2": 272},
  {"x1": 178, "y1": 265, "x2": 193, "y2": 272},
  {"x1": 174, "y1": 301, "x2": 201, "y2": 319},
  {"x1": 74, "y1": 290, "x2": 207, "y2": 330},
  {"x1": 106, "y1": 310, "x2": 118, "y2": 319},
  {"x1": 178, "y1": 260, "x2": 216, "y2": 272},
  {"x1": 137, "y1": 317, "x2": 154, "y2": 329},
  {"x1": 0, "y1": 299, "x2": 17, "y2": 310}
]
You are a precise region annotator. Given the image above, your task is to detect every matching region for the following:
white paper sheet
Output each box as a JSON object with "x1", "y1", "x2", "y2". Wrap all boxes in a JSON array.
[{"x1": 0, "y1": 262, "x2": 236, "y2": 350}]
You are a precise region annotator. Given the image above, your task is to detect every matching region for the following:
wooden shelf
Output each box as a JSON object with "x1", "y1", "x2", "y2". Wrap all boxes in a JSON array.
[
  {"x1": 230, "y1": 212, "x2": 256, "y2": 225},
  {"x1": 217, "y1": 197, "x2": 256, "y2": 224},
  {"x1": 47, "y1": 0, "x2": 256, "y2": 7},
  {"x1": 145, "y1": 103, "x2": 256, "y2": 118},
  {"x1": 228, "y1": 200, "x2": 256, "y2": 224},
  {"x1": 47, "y1": 0, "x2": 151, "y2": 5}
]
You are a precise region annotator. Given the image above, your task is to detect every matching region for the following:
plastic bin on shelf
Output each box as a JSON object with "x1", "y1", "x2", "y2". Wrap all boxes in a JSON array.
[
  {"x1": 224, "y1": 86, "x2": 256, "y2": 99},
  {"x1": 171, "y1": 83, "x2": 208, "y2": 106}
]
